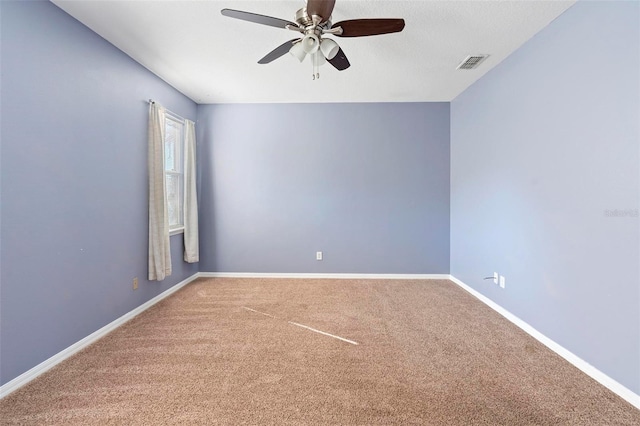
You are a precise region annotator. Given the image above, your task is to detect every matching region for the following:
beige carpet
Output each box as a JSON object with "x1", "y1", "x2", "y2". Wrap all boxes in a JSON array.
[{"x1": 1, "y1": 278, "x2": 638, "y2": 425}]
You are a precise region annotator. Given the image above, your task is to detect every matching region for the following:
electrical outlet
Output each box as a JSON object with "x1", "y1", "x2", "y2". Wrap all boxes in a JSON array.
[
  {"x1": 493, "y1": 272, "x2": 498, "y2": 284},
  {"x1": 499, "y1": 276, "x2": 506, "y2": 289},
  {"x1": 316, "y1": 251, "x2": 323, "y2": 261},
  {"x1": 133, "y1": 277, "x2": 139, "y2": 290}
]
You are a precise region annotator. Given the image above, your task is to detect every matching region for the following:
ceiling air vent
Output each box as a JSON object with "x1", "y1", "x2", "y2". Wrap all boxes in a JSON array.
[{"x1": 457, "y1": 55, "x2": 489, "y2": 70}]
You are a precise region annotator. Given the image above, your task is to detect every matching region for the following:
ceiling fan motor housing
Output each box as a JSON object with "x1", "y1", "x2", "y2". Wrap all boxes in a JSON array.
[
  {"x1": 295, "y1": 8, "x2": 331, "y2": 34},
  {"x1": 295, "y1": 8, "x2": 313, "y2": 27}
]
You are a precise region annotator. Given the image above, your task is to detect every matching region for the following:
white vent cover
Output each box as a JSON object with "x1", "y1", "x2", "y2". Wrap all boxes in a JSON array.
[{"x1": 457, "y1": 55, "x2": 489, "y2": 70}]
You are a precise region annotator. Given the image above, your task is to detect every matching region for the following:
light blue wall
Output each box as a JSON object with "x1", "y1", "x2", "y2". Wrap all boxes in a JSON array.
[
  {"x1": 197, "y1": 103, "x2": 450, "y2": 274},
  {"x1": 451, "y1": 0, "x2": 639, "y2": 394},
  {"x1": 0, "y1": 1, "x2": 198, "y2": 385}
]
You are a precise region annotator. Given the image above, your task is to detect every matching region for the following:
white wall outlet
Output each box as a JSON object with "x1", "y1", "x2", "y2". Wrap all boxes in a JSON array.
[
  {"x1": 133, "y1": 277, "x2": 139, "y2": 290},
  {"x1": 499, "y1": 275, "x2": 506, "y2": 288},
  {"x1": 493, "y1": 272, "x2": 498, "y2": 284},
  {"x1": 316, "y1": 251, "x2": 323, "y2": 261}
]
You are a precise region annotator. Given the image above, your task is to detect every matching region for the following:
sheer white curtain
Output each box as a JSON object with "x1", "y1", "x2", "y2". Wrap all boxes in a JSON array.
[
  {"x1": 148, "y1": 102, "x2": 172, "y2": 281},
  {"x1": 183, "y1": 120, "x2": 199, "y2": 263}
]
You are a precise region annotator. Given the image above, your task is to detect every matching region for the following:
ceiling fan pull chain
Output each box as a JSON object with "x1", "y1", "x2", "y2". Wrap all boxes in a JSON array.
[{"x1": 312, "y1": 52, "x2": 319, "y2": 80}]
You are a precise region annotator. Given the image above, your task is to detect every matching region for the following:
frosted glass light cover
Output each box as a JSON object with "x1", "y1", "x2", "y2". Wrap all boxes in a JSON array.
[
  {"x1": 302, "y1": 34, "x2": 319, "y2": 54},
  {"x1": 320, "y1": 38, "x2": 339, "y2": 60},
  {"x1": 313, "y1": 52, "x2": 327, "y2": 67},
  {"x1": 289, "y1": 42, "x2": 306, "y2": 62}
]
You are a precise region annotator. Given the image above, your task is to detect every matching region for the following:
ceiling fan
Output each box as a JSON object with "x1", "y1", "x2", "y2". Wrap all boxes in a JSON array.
[{"x1": 221, "y1": 0, "x2": 405, "y2": 79}]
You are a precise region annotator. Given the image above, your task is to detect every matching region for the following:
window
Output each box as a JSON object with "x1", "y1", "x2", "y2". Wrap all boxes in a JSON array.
[
  {"x1": 148, "y1": 101, "x2": 199, "y2": 280},
  {"x1": 164, "y1": 114, "x2": 184, "y2": 233}
]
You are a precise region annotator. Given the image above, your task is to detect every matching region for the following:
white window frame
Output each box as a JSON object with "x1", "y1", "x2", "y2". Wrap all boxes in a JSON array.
[{"x1": 164, "y1": 113, "x2": 185, "y2": 235}]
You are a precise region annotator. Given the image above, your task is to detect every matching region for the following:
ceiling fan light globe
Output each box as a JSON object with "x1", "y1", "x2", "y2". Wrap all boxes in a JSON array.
[
  {"x1": 320, "y1": 38, "x2": 339, "y2": 60},
  {"x1": 289, "y1": 42, "x2": 306, "y2": 62},
  {"x1": 302, "y1": 34, "x2": 320, "y2": 54},
  {"x1": 313, "y1": 52, "x2": 327, "y2": 66}
]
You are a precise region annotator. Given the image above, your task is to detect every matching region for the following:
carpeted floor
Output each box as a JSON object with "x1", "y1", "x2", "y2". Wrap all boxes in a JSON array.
[{"x1": 1, "y1": 277, "x2": 638, "y2": 425}]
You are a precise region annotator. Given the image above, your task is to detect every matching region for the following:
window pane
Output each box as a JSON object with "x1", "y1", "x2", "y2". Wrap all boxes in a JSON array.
[
  {"x1": 164, "y1": 115, "x2": 184, "y2": 231},
  {"x1": 166, "y1": 174, "x2": 182, "y2": 228},
  {"x1": 164, "y1": 119, "x2": 181, "y2": 172},
  {"x1": 165, "y1": 136, "x2": 175, "y2": 171}
]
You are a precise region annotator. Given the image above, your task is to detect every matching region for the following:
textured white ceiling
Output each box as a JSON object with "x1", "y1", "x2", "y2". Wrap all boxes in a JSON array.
[{"x1": 52, "y1": 0, "x2": 576, "y2": 104}]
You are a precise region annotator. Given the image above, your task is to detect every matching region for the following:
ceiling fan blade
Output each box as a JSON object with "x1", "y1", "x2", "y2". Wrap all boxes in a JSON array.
[
  {"x1": 221, "y1": 9, "x2": 297, "y2": 29},
  {"x1": 258, "y1": 39, "x2": 300, "y2": 64},
  {"x1": 332, "y1": 19, "x2": 405, "y2": 37},
  {"x1": 307, "y1": 0, "x2": 336, "y2": 21},
  {"x1": 327, "y1": 47, "x2": 350, "y2": 71}
]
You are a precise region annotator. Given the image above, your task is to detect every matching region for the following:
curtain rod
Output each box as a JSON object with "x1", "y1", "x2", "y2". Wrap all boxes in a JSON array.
[{"x1": 148, "y1": 99, "x2": 189, "y2": 123}]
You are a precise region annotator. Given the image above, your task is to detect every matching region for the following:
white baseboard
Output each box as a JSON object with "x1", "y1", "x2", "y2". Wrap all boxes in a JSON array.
[
  {"x1": 448, "y1": 275, "x2": 640, "y2": 410},
  {"x1": 197, "y1": 272, "x2": 450, "y2": 280},
  {"x1": 0, "y1": 273, "x2": 200, "y2": 400}
]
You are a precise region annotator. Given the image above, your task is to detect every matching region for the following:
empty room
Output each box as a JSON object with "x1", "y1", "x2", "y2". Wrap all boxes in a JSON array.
[{"x1": 0, "y1": 0, "x2": 638, "y2": 424}]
